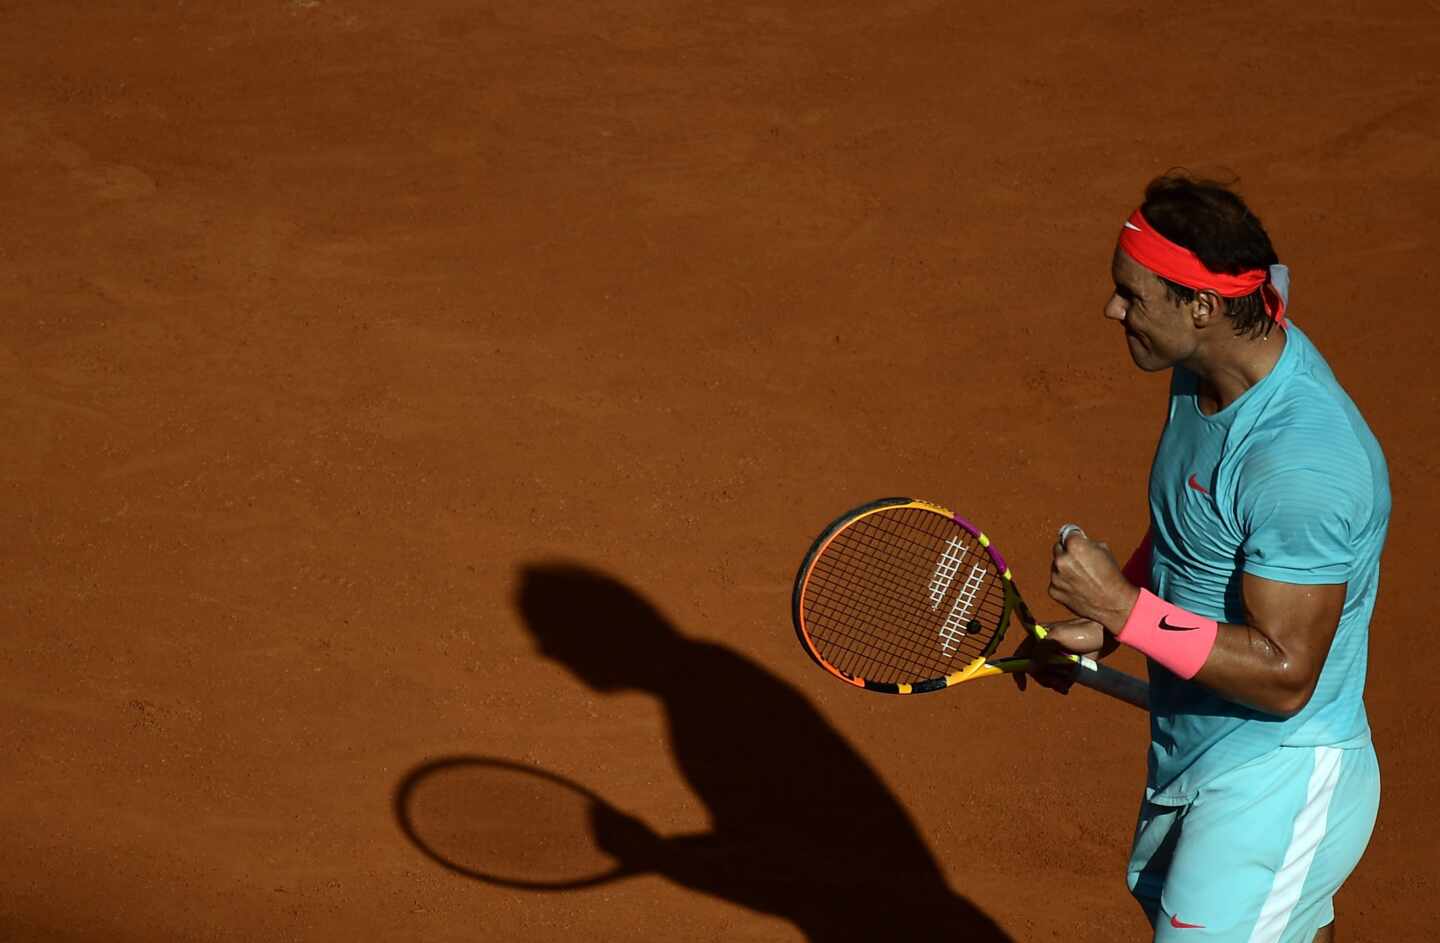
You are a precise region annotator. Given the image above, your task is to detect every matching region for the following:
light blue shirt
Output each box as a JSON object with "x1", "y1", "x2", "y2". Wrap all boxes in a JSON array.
[{"x1": 1144, "y1": 322, "x2": 1390, "y2": 803}]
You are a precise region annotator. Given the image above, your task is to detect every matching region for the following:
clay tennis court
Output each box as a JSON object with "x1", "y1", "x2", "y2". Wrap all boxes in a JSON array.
[{"x1": 4, "y1": 2, "x2": 1437, "y2": 940}]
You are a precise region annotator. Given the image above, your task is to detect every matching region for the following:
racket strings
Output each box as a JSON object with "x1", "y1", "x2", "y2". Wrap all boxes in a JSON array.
[
  {"x1": 806, "y1": 518, "x2": 1000, "y2": 679},
  {"x1": 401, "y1": 760, "x2": 620, "y2": 888},
  {"x1": 802, "y1": 508, "x2": 1009, "y2": 684},
  {"x1": 813, "y1": 564, "x2": 1006, "y2": 677}
]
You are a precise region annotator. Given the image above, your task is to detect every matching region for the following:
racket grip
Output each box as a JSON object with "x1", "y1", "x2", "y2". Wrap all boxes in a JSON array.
[{"x1": 1071, "y1": 656, "x2": 1150, "y2": 710}]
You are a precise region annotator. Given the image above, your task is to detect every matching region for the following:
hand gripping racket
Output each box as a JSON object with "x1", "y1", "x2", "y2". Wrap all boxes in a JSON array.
[{"x1": 792, "y1": 497, "x2": 1149, "y2": 708}]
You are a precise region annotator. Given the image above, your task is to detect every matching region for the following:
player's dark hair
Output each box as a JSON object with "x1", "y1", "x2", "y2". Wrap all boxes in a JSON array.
[{"x1": 1139, "y1": 172, "x2": 1281, "y2": 338}]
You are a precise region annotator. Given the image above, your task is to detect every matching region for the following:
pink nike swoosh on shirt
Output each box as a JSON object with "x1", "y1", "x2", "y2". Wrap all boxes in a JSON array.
[
  {"x1": 1187, "y1": 473, "x2": 1211, "y2": 495},
  {"x1": 1170, "y1": 914, "x2": 1206, "y2": 930}
]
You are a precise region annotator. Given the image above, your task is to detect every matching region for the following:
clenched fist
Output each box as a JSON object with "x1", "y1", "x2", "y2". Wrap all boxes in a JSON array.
[{"x1": 1048, "y1": 526, "x2": 1141, "y2": 634}]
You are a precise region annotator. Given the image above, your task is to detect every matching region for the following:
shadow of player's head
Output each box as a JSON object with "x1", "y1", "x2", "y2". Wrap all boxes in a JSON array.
[{"x1": 513, "y1": 561, "x2": 683, "y2": 692}]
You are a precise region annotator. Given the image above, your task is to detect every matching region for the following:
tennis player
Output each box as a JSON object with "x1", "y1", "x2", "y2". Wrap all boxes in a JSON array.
[{"x1": 1029, "y1": 174, "x2": 1390, "y2": 943}]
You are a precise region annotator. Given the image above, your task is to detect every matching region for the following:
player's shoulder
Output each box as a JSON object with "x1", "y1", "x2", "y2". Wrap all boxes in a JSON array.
[
  {"x1": 1256, "y1": 376, "x2": 1357, "y2": 448},
  {"x1": 1253, "y1": 328, "x2": 1377, "y2": 454},
  {"x1": 1237, "y1": 331, "x2": 1379, "y2": 487},
  {"x1": 1239, "y1": 404, "x2": 1371, "y2": 492}
]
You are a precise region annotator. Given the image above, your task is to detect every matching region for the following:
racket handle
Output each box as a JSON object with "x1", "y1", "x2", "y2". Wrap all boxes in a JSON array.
[{"x1": 1070, "y1": 656, "x2": 1150, "y2": 710}]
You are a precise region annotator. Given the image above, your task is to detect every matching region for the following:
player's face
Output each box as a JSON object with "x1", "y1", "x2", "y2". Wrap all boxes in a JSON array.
[{"x1": 1104, "y1": 248, "x2": 1197, "y2": 371}]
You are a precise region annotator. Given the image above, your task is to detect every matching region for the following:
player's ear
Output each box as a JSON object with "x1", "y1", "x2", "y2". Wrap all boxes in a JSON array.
[{"x1": 1191, "y1": 289, "x2": 1220, "y2": 328}]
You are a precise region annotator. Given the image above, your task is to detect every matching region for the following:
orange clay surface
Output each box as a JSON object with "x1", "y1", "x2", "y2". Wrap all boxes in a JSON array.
[{"x1": 4, "y1": 2, "x2": 1438, "y2": 941}]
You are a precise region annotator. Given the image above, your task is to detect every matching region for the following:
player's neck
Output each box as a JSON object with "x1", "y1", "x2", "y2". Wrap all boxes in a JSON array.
[{"x1": 1188, "y1": 327, "x2": 1287, "y2": 415}]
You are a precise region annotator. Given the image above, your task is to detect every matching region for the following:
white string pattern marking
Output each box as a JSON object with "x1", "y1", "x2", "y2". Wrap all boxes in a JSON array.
[
  {"x1": 938, "y1": 563, "x2": 988, "y2": 655},
  {"x1": 928, "y1": 537, "x2": 966, "y2": 609}
]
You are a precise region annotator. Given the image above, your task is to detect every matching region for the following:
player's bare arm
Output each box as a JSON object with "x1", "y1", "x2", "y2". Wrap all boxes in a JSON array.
[{"x1": 1048, "y1": 533, "x2": 1346, "y2": 717}]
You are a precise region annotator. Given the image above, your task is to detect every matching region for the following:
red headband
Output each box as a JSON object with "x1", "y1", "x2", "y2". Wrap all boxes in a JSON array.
[{"x1": 1118, "y1": 209, "x2": 1287, "y2": 325}]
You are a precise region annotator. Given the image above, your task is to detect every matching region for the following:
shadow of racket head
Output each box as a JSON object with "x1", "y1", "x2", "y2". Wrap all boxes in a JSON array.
[{"x1": 393, "y1": 755, "x2": 643, "y2": 891}]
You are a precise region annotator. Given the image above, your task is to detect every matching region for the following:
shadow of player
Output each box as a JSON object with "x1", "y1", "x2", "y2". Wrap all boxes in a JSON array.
[{"x1": 499, "y1": 560, "x2": 1013, "y2": 942}]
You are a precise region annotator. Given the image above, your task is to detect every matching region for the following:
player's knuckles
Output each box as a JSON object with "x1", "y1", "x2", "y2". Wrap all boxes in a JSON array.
[
  {"x1": 1051, "y1": 582, "x2": 1082, "y2": 606},
  {"x1": 1048, "y1": 570, "x2": 1074, "y2": 593}
]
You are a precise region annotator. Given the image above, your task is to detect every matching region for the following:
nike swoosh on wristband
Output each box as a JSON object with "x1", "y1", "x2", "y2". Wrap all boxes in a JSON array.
[
  {"x1": 1158, "y1": 616, "x2": 1199, "y2": 632},
  {"x1": 1169, "y1": 914, "x2": 1206, "y2": 930},
  {"x1": 1187, "y1": 473, "x2": 1211, "y2": 495}
]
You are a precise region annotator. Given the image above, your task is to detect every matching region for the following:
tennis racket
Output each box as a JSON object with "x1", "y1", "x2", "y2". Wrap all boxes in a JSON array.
[
  {"x1": 792, "y1": 497, "x2": 1149, "y2": 709},
  {"x1": 394, "y1": 756, "x2": 651, "y2": 890}
]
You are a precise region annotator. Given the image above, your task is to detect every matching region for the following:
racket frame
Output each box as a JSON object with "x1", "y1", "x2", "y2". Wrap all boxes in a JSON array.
[
  {"x1": 394, "y1": 755, "x2": 633, "y2": 890},
  {"x1": 792, "y1": 497, "x2": 1149, "y2": 709}
]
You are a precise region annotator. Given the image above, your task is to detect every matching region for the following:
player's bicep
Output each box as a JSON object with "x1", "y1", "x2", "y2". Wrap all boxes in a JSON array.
[
  {"x1": 1240, "y1": 572, "x2": 1346, "y2": 697},
  {"x1": 1233, "y1": 452, "x2": 1363, "y2": 702}
]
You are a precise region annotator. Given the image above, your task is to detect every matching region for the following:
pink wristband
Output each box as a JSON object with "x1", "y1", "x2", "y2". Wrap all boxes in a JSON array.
[{"x1": 1116, "y1": 589, "x2": 1218, "y2": 680}]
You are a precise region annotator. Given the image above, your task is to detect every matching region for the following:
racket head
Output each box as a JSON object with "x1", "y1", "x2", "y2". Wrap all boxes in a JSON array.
[
  {"x1": 792, "y1": 497, "x2": 1027, "y2": 694},
  {"x1": 394, "y1": 755, "x2": 631, "y2": 890}
]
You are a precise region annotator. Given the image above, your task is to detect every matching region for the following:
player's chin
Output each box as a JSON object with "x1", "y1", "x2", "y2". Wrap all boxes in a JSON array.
[{"x1": 1125, "y1": 332, "x2": 1171, "y2": 372}]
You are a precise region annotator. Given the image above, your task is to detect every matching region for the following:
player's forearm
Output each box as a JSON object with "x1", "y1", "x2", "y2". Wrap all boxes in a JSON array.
[
  {"x1": 1188, "y1": 622, "x2": 1317, "y2": 717},
  {"x1": 1102, "y1": 589, "x2": 1321, "y2": 718}
]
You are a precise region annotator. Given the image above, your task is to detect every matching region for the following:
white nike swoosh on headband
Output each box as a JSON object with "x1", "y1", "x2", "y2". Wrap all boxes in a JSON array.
[{"x1": 1123, "y1": 221, "x2": 1142, "y2": 231}]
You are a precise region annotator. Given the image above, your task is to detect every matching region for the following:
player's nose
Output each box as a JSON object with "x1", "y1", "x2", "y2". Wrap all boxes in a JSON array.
[{"x1": 1103, "y1": 293, "x2": 1127, "y2": 322}]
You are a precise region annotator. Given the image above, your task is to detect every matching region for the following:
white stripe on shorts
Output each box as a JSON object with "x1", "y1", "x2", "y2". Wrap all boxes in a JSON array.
[{"x1": 1247, "y1": 746, "x2": 1344, "y2": 943}]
